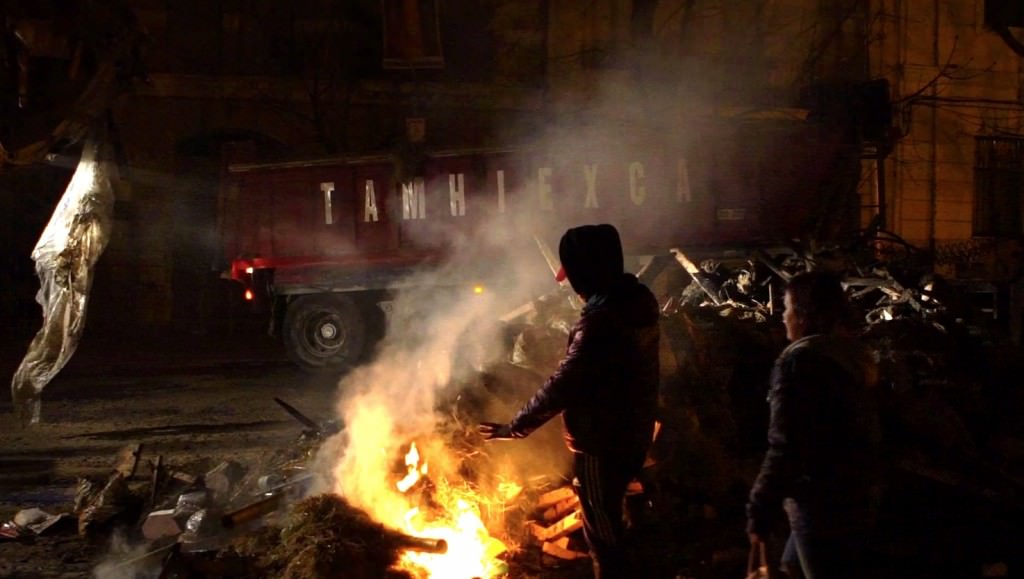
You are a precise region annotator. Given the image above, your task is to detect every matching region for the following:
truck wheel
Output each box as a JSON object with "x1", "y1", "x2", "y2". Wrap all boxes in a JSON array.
[{"x1": 283, "y1": 293, "x2": 366, "y2": 373}]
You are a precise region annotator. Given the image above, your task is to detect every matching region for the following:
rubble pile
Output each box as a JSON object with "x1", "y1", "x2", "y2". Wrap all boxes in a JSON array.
[
  {"x1": 644, "y1": 243, "x2": 1024, "y2": 576},
  {"x1": 2, "y1": 239, "x2": 1022, "y2": 578},
  {"x1": 227, "y1": 494, "x2": 418, "y2": 579}
]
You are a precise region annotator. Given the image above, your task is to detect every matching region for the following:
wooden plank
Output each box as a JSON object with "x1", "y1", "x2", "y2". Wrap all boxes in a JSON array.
[
  {"x1": 542, "y1": 496, "x2": 580, "y2": 523},
  {"x1": 530, "y1": 510, "x2": 583, "y2": 542},
  {"x1": 535, "y1": 486, "x2": 575, "y2": 509},
  {"x1": 113, "y1": 444, "x2": 143, "y2": 479},
  {"x1": 542, "y1": 536, "x2": 589, "y2": 561},
  {"x1": 149, "y1": 455, "x2": 163, "y2": 506},
  {"x1": 169, "y1": 471, "x2": 198, "y2": 485}
]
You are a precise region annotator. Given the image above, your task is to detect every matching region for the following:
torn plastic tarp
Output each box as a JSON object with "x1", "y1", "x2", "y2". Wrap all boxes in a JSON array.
[{"x1": 10, "y1": 139, "x2": 115, "y2": 425}]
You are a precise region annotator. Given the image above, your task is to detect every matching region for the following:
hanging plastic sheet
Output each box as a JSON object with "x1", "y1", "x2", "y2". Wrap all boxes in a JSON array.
[{"x1": 10, "y1": 139, "x2": 115, "y2": 425}]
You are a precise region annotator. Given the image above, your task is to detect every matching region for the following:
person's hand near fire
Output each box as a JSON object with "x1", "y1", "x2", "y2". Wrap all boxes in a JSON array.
[{"x1": 477, "y1": 422, "x2": 525, "y2": 440}]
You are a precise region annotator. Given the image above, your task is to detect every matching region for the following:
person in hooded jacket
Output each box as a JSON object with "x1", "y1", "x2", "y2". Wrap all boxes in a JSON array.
[
  {"x1": 479, "y1": 224, "x2": 660, "y2": 579},
  {"x1": 746, "y1": 271, "x2": 883, "y2": 579}
]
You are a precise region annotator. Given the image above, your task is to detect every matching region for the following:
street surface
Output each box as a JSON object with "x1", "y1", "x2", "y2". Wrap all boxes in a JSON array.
[{"x1": 0, "y1": 335, "x2": 339, "y2": 578}]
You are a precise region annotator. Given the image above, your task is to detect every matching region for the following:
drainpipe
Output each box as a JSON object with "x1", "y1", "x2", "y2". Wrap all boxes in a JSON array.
[
  {"x1": 928, "y1": 0, "x2": 939, "y2": 254},
  {"x1": 876, "y1": 155, "x2": 886, "y2": 230},
  {"x1": 929, "y1": 87, "x2": 938, "y2": 254}
]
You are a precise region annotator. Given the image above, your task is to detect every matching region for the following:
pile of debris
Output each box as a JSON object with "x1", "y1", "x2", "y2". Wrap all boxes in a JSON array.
[
  {"x1": 0, "y1": 391, "x2": 593, "y2": 579},
  {"x1": 0, "y1": 397, "x2": 410, "y2": 578},
  {"x1": 3, "y1": 236, "x2": 1021, "y2": 579},
  {"x1": 496, "y1": 236, "x2": 1024, "y2": 576},
  {"x1": 640, "y1": 242, "x2": 1024, "y2": 576}
]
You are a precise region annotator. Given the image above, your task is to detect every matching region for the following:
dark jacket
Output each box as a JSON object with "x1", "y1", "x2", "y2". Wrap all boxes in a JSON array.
[
  {"x1": 509, "y1": 273, "x2": 660, "y2": 456},
  {"x1": 746, "y1": 333, "x2": 882, "y2": 535}
]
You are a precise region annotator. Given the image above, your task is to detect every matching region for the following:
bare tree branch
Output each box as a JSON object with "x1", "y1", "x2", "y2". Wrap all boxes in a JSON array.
[
  {"x1": 797, "y1": 0, "x2": 864, "y2": 85},
  {"x1": 993, "y1": 25, "x2": 1024, "y2": 57}
]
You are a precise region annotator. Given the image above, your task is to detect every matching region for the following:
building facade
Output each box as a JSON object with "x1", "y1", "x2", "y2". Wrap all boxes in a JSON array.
[
  {"x1": 869, "y1": 0, "x2": 1024, "y2": 279},
  {"x1": 3, "y1": 0, "x2": 1022, "y2": 336}
]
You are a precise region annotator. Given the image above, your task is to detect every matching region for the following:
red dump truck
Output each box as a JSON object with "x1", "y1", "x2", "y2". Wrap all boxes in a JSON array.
[{"x1": 219, "y1": 124, "x2": 854, "y2": 371}]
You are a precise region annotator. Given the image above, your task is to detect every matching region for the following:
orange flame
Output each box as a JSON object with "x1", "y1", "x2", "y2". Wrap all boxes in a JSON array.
[
  {"x1": 332, "y1": 412, "x2": 515, "y2": 579},
  {"x1": 394, "y1": 442, "x2": 510, "y2": 578},
  {"x1": 326, "y1": 288, "x2": 519, "y2": 579},
  {"x1": 396, "y1": 442, "x2": 428, "y2": 493}
]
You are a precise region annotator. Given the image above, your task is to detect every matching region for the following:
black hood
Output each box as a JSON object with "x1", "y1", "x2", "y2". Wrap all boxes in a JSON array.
[{"x1": 558, "y1": 224, "x2": 624, "y2": 297}]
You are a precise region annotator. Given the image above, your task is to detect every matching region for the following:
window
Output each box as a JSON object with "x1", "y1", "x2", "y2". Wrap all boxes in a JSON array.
[
  {"x1": 382, "y1": 0, "x2": 444, "y2": 69},
  {"x1": 974, "y1": 136, "x2": 1024, "y2": 237},
  {"x1": 985, "y1": 0, "x2": 1024, "y2": 28}
]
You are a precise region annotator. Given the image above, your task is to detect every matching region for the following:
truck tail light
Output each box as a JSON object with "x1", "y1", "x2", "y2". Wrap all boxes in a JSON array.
[{"x1": 244, "y1": 288, "x2": 254, "y2": 301}]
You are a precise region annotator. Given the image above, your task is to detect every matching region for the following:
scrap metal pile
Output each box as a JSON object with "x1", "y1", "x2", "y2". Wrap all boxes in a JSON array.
[
  {"x1": 641, "y1": 241, "x2": 1024, "y2": 576},
  {"x1": 491, "y1": 236, "x2": 1024, "y2": 576}
]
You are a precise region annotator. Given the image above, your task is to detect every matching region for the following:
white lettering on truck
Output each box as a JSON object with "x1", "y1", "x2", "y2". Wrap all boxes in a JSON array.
[
  {"x1": 364, "y1": 180, "x2": 379, "y2": 222},
  {"x1": 321, "y1": 182, "x2": 334, "y2": 224},
  {"x1": 402, "y1": 178, "x2": 427, "y2": 220},
  {"x1": 449, "y1": 173, "x2": 465, "y2": 216},
  {"x1": 325, "y1": 158, "x2": 690, "y2": 222}
]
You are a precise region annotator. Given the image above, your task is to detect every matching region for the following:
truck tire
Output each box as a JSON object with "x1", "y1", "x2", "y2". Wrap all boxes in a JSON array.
[{"x1": 283, "y1": 293, "x2": 366, "y2": 373}]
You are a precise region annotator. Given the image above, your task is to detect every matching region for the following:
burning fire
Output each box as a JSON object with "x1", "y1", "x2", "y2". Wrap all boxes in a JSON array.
[
  {"x1": 330, "y1": 393, "x2": 521, "y2": 579},
  {"x1": 393, "y1": 441, "x2": 515, "y2": 578},
  {"x1": 396, "y1": 442, "x2": 428, "y2": 493},
  {"x1": 325, "y1": 283, "x2": 528, "y2": 578}
]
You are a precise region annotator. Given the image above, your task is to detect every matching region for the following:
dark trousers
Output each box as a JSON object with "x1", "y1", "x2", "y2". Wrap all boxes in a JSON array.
[
  {"x1": 572, "y1": 451, "x2": 645, "y2": 579},
  {"x1": 782, "y1": 498, "x2": 867, "y2": 579}
]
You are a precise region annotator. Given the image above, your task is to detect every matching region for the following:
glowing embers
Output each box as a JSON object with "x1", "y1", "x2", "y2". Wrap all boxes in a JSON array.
[
  {"x1": 392, "y1": 441, "x2": 512, "y2": 579},
  {"x1": 396, "y1": 442, "x2": 428, "y2": 493}
]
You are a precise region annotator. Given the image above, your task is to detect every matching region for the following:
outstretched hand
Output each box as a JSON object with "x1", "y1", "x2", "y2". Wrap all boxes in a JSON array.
[{"x1": 478, "y1": 422, "x2": 518, "y2": 441}]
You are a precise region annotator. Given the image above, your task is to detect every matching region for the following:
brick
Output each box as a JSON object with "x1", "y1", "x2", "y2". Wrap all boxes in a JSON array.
[{"x1": 142, "y1": 509, "x2": 182, "y2": 540}]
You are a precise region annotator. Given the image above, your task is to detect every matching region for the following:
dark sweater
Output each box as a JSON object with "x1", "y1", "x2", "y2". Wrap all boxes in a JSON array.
[{"x1": 510, "y1": 273, "x2": 660, "y2": 457}]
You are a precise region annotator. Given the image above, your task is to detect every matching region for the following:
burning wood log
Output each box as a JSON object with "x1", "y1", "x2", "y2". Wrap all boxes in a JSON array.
[
  {"x1": 529, "y1": 509, "x2": 583, "y2": 543},
  {"x1": 541, "y1": 496, "x2": 580, "y2": 523},
  {"x1": 392, "y1": 535, "x2": 448, "y2": 554},
  {"x1": 535, "y1": 486, "x2": 575, "y2": 509},
  {"x1": 542, "y1": 536, "x2": 589, "y2": 561}
]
